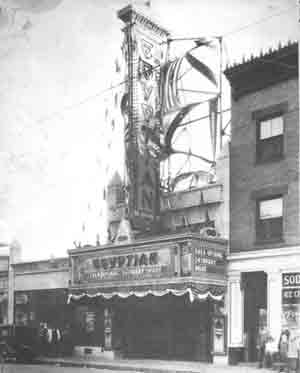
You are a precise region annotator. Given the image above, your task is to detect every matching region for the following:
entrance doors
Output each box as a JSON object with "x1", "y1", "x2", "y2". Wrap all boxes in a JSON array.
[
  {"x1": 243, "y1": 271, "x2": 267, "y2": 362},
  {"x1": 114, "y1": 295, "x2": 212, "y2": 361}
]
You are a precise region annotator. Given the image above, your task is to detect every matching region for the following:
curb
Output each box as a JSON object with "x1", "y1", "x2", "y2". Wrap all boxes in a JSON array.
[{"x1": 35, "y1": 359, "x2": 202, "y2": 373}]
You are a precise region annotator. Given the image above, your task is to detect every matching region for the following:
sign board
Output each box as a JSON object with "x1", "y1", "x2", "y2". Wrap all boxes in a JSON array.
[
  {"x1": 74, "y1": 248, "x2": 173, "y2": 285},
  {"x1": 194, "y1": 245, "x2": 225, "y2": 274},
  {"x1": 282, "y1": 273, "x2": 300, "y2": 329},
  {"x1": 118, "y1": 7, "x2": 168, "y2": 232}
]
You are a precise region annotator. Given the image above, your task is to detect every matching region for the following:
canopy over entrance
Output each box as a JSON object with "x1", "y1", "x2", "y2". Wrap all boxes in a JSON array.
[{"x1": 68, "y1": 282, "x2": 225, "y2": 304}]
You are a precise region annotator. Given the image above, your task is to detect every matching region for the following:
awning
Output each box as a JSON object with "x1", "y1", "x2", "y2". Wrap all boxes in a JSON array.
[{"x1": 68, "y1": 283, "x2": 224, "y2": 304}]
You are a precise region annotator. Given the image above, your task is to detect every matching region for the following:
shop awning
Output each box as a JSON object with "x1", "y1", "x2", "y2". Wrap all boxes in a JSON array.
[{"x1": 68, "y1": 283, "x2": 224, "y2": 304}]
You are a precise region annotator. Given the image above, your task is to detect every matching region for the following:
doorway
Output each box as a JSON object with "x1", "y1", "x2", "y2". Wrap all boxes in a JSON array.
[
  {"x1": 243, "y1": 271, "x2": 267, "y2": 362},
  {"x1": 113, "y1": 294, "x2": 213, "y2": 361}
]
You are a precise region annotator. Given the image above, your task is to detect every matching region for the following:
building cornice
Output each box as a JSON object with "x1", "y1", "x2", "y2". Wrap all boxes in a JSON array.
[
  {"x1": 14, "y1": 267, "x2": 69, "y2": 276},
  {"x1": 69, "y1": 232, "x2": 228, "y2": 256},
  {"x1": 224, "y1": 41, "x2": 298, "y2": 100},
  {"x1": 228, "y1": 245, "x2": 300, "y2": 262},
  {"x1": 117, "y1": 5, "x2": 170, "y2": 38}
]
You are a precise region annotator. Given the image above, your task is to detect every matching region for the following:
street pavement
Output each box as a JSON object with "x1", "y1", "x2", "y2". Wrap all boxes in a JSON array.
[
  {"x1": 38, "y1": 355, "x2": 276, "y2": 373},
  {"x1": 0, "y1": 360, "x2": 274, "y2": 373},
  {"x1": 0, "y1": 364, "x2": 135, "y2": 373}
]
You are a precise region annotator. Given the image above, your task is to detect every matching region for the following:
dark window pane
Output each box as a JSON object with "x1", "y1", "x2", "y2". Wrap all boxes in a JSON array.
[
  {"x1": 257, "y1": 135, "x2": 283, "y2": 162},
  {"x1": 257, "y1": 217, "x2": 282, "y2": 241}
]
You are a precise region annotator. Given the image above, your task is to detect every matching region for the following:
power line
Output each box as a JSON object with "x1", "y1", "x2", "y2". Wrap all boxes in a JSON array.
[
  {"x1": 36, "y1": 79, "x2": 127, "y2": 124},
  {"x1": 223, "y1": 5, "x2": 295, "y2": 38},
  {"x1": 11, "y1": 4, "x2": 297, "y2": 126}
]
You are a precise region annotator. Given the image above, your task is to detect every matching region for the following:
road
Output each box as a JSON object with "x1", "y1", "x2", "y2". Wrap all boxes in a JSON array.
[{"x1": 0, "y1": 364, "x2": 135, "y2": 373}]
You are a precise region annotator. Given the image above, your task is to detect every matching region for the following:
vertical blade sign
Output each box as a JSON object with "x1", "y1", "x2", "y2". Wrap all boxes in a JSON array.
[{"x1": 118, "y1": 6, "x2": 169, "y2": 232}]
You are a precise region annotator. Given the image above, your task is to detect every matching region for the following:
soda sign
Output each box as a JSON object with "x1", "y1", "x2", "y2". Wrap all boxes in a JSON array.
[
  {"x1": 282, "y1": 273, "x2": 300, "y2": 287},
  {"x1": 282, "y1": 273, "x2": 300, "y2": 328}
]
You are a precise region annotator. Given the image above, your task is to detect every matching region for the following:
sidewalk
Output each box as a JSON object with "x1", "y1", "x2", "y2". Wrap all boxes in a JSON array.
[{"x1": 36, "y1": 355, "x2": 272, "y2": 373}]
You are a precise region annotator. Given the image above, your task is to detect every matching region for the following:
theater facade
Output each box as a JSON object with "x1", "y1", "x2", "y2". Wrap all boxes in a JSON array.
[
  {"x1": 0, "y1": 4, "x2": 230, "y2": 364},
  {"x1": 65, "y1": 4, "x2": 229, "y2": 362},
  {"x1": 68, "y1": 233, "x2": 227, "y2": 361}
]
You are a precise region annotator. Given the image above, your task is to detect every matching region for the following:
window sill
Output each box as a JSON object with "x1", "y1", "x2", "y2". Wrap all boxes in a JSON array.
[
  {"x1": 255, "y1": 155, "x2": 284, "y2": 166},
  {"x1": 254, "y1": 238, "x2": 284, "y2": 247}
]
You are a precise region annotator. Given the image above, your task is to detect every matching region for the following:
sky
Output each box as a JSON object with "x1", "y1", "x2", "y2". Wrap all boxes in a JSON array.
[{"x1": 0, "y1": 0, "x2": 297, "y2": 261}]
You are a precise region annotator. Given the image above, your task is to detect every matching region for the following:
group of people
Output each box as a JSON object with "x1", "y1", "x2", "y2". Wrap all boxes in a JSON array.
[
  {"x1": 257, "y1": 327, "x2": 300, "y2": 371},
  {"x1": 39, "y1": 323, "x2": 72, "y2": 357}
]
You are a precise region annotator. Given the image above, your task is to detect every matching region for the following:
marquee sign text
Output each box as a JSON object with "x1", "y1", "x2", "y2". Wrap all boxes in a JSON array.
[
  {"x1": 194, "y1": 247, "x2": 225, "y2": 274},
  {"x1": 75, "y1": 248, "x2": 172, "y2": 284}
]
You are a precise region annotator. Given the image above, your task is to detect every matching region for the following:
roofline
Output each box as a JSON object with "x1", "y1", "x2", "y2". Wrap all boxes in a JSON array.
[
  {"x1": 69, "y1": 232, "x2": 228, "y2": 256},
  {"x1": 224, "y1": 40, "x2": 297, "y2": 76},
  {"x1": 13, "y1": 257, "x2": 69, "y2": 267}
]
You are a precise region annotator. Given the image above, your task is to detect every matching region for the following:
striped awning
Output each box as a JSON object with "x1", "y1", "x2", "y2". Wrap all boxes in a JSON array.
[{"x1": 68, "y1": 283, "x2": 224, "y2": 304}]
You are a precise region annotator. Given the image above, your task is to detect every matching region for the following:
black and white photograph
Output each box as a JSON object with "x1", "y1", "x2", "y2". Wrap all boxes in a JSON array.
[{"x1": 0, "y1": 0, "x2": 298, "y2": 372}]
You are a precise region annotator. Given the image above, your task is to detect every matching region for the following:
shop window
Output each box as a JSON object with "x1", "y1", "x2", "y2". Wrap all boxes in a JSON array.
[
  {"x1": 256, "y1": 196, "x2": 283, "y2": 242},
  {"x1": 256, "y1": 115, "x2": 284, "y2": 163}
]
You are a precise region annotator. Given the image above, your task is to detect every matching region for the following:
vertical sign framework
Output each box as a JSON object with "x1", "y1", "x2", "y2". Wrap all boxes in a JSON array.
[{"x1": 118, "y1": 6, "x2": 169, "y2": 232}]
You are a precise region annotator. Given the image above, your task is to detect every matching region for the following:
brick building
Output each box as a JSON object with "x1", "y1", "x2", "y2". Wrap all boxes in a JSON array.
[{"x1": 225, "y1": 41, "x2": 299, "y2": 363}]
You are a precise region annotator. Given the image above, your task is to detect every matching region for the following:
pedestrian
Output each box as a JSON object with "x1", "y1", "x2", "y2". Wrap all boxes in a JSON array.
[
  {"x1": 265, "y1": 335, "x2": 276, "y2": 368},
  {"x1": 46, "y1": 326, "x2": 53, "y2": 356},
  {"x1": 278, "y1": 329, "x2": 290, "y2": 372},
  {"x1": 287, "y1": 330, "x2": 300, "y2": 373},
  {"x1": 61, "y1": 324, "x2": 73, "y2": 356},
  {"x1": 52, "y1": 327, "x2": 61, "y2": 356},
  {"x1": 39, "y1": 323, "x2": 48, "y2": 356},
  {"x1": 257, "y1": 326, "x2": 270, "y2": 368}
]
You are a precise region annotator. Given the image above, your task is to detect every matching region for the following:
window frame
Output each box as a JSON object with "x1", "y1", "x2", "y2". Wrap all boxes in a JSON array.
[
  {"x1": 256, "y1": 195, "x2": 283, "y2": 243},
  {"x1": 256, "y1": 112, "x2": 284, "y2": 164}
]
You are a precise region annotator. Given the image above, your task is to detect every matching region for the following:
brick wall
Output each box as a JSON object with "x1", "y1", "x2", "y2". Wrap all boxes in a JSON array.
[{"x1": 230, "y1": 78, "x2": 299, "y2": 252}]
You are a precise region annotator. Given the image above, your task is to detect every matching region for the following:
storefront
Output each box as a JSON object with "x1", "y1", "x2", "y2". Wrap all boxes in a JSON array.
[
  {"x1": 14, "y1": 289, "x2": 69, "y2": 329},
  {"x1": 227, "y1": 247, "x2": 300, "y2": 364},
  {"x1": 13, "y1": 257, "x2": 70, "y2": 331},
  {"x1": 68, "y1": 233, "x2": 227, "y2": 361}
]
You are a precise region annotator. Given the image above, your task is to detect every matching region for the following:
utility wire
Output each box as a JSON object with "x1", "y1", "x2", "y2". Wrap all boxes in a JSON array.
[
  {"x1": 36, "y1": 79, "x2": 127, "y2": 124},
  {"x1": 222, "y1": 5, "x2": 295, "y2": 38},
  {"x1": 13, "y1": 4, "x2": 297, "y2": 127}
]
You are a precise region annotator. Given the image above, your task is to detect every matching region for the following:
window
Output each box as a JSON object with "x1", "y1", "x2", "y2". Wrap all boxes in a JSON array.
[
  {"x1": 257, "y1": 115, "x2": 284, "y2": 163},
  {"x1": 256, "y1": 196, "x2": 283, "y2": 241},
  {"x1": 116, "y1": 186, "x2": 125, "y2": 205}
]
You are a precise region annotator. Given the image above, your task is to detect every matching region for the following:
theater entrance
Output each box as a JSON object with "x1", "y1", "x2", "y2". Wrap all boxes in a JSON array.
[{"x1": 112, "y1": 294, "x2": 213, "y2": 362}]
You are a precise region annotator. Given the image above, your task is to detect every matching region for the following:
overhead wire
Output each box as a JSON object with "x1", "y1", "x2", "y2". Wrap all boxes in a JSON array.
[
  {"x1": 7, "y1": 4, "x2": 297, "y2": 128},
  {"x1": 222, "y1": 4, "x2": 295, "y2": 38}
]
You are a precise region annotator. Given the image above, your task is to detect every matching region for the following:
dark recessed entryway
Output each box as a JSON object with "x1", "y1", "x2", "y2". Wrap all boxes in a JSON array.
[{"x1": 242, "y1": 271, "x2": 267, "y2": 362}]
